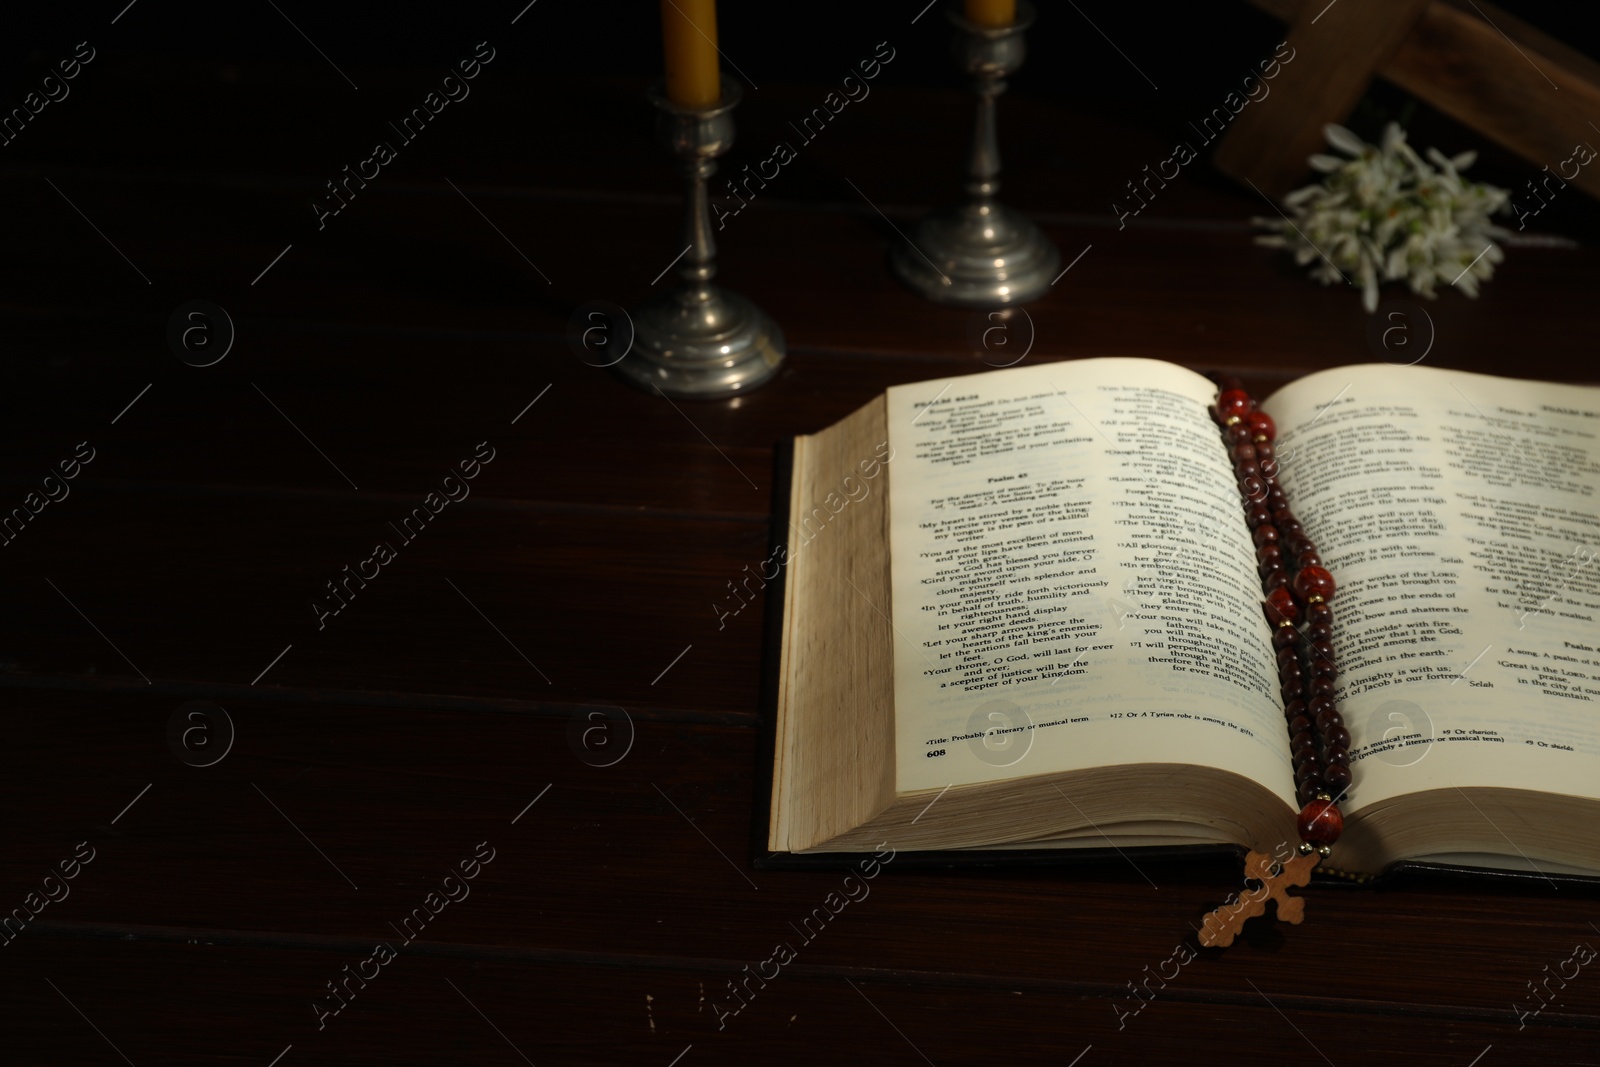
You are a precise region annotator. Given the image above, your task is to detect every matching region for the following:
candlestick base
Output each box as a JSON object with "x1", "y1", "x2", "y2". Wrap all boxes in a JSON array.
[
  {"x1": 617, "y1": 285, "x2": 785, "y2": 398},
  {"x1": 891, "y1": 200, "x2": 1059, "y2": 307}
]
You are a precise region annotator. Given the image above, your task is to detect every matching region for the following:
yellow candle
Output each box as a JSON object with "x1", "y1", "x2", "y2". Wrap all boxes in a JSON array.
[
  {"x1": 661, "y1": 0, "x2": 721, "y2": 108},
  {"x1": 964, "y1": 0, "x2": 1015, "y2": 26}
]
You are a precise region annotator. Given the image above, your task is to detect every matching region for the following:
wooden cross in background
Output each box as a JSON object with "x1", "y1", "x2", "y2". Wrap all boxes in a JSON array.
[{"x1": 1215, "y1": 0, "x2": 1600, "y2": 200}]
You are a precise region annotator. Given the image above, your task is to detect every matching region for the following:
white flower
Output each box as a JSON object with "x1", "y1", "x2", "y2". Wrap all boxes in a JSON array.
[{"x1": 1256, "y1": 122, "x2": 1510, "y2": 312}]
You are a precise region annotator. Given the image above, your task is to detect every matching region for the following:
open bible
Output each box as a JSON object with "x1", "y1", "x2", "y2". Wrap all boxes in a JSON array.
[{"x1": 766, "y1": 358, "x2": 1600, "y2": 880}]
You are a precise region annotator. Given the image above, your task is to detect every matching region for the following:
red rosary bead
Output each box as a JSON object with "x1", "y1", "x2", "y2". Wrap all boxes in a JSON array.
[
  {"x1": 1247, "y1": 410, "x2": 1276, "y2": 443},
  {"x1": 1324, "y1": 763, "x2": 1353, "y2": 791},
  {"x1": 1296, "y1": 798, "x2": 1343, "y2": 845},
  {"x1": 1293, "y1": 565, "x2": 1336, "y2": 604},
  {"x1": 1217, "y1": 389, "x2": 1253, "y2": 421},
  {"x1": 1264, "y1": 586, "x2": 1298, "y2": 626}
]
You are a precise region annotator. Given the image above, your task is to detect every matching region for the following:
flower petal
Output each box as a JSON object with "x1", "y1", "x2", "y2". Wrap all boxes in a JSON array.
[{"x1": 1324, "y1": 123, "x2": 1367, "y2": 156}]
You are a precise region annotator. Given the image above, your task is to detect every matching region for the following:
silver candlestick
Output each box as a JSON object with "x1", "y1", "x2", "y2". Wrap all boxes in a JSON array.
[
  {"x1": 891, "y1": 1, "x2": 1058, "y2": 307},
  {"x1": 617, "y1": 78, "x2": 785, "y2": 399}
]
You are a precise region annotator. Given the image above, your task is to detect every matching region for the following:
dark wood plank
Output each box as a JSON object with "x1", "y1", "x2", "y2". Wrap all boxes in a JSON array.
[
  {"x1": 10, "y1": 934, "x2": 1591, "y2": 1066},
  {"x1": 7, "y1": 140, "x2": 1600, "y2": 380},
  {"x1": 0, "y1": 489, "x2": 773, "y2": 714},
  {"x1": 3, "y1": 689, "x2": 1599, "y2": 1035}
]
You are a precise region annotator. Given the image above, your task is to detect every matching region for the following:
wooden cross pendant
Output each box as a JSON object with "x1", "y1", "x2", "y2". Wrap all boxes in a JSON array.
[{"x1": 1198, "y1": 849, "x2": 1319, "y2": 948}]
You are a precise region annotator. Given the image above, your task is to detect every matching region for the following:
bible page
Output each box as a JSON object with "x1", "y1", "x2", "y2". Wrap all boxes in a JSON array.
[
  {"x1": 1263, "y1": 364, "x2": 1600, "y2": 813},
  {"x1": 886, "y1": 358, "x2": 1292, "y2": 800}
]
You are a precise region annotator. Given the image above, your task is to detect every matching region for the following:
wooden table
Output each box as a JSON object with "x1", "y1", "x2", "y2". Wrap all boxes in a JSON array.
[{"x1": 3, "y1": 53, "x2": 1597, "y2": 1066}]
